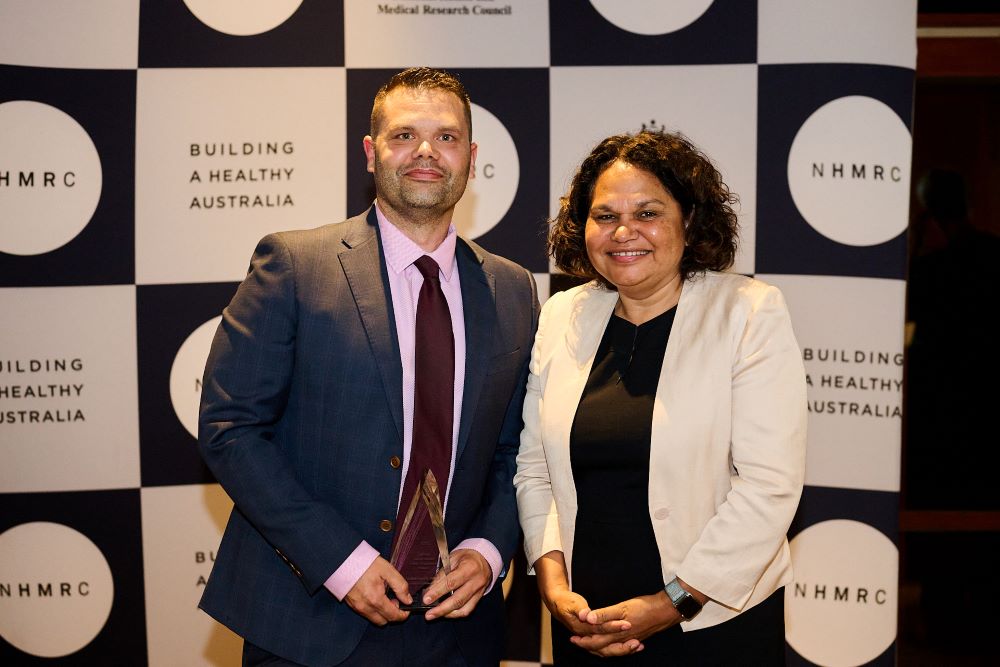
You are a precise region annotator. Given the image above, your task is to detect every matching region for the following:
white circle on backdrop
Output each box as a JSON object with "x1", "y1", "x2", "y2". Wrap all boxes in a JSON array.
[
  {"x1": 182, "y1": 0, "x2": 304, "y2": 36},
  {"x1": 590, "y1": 0, "x2": 714, "y2": 35},
  {"x1": 787, "y1": 96, "x2": 911, "y2": 247},
  {"x1": 785, "y1": 519, "x2": 897, "y2": 666},
  {"x1": 0, "y1": 101, "x2": 102, "y2": 256},
  {"x1": 170, "y1": 316, "x2": 222, "y2": 438},
  {"x1": 452, "y1": 103, "x2": 519, "y2": 240},
  {"x1": 0, "y1": 522, "x2": 114, "y2": 657}
]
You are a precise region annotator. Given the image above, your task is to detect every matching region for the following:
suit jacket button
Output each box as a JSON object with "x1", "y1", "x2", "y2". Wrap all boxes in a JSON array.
[
  {"x1": 390, "y1": 456, "x2": 402, "y2": 469},
  {"x1": 380, "y1": 519, "x2": 393, "y2": 532}
]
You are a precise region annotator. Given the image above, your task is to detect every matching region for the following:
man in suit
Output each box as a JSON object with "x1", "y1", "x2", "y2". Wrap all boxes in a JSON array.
[{"x1": 198, "y1": 67, "x2": 538, "y2": 666}]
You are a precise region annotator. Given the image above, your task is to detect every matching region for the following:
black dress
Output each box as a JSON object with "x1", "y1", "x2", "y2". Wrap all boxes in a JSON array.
[
  {"x1": 552, "y1": 308, "x2": 675, "y2": 665},
  {"x1": 550, "y1": 308, "x2": 787, "y2": 666}
]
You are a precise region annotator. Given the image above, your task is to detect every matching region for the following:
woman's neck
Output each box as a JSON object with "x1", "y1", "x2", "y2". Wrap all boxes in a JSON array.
[{"x1": 614, "y1": 274, "x2": 683, "y2": 325}]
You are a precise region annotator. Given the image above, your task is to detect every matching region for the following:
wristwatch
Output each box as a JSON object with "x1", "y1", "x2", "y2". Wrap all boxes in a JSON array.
[{"x1": 665, "y1": 577, "x2": 702, "y2": 620}]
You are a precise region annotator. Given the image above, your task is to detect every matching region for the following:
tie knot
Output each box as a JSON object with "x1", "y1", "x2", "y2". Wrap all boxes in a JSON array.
[{"x1": 414, "y1": 255, "x2": 440, "y2": 281}]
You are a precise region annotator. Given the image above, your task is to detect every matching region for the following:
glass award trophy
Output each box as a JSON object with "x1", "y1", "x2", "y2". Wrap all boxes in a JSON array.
[{"x1": 389, "y1": 469, "x2": 451, "y2": 611}]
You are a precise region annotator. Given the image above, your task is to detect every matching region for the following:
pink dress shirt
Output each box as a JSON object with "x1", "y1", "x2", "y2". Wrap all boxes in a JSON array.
[{"x1": 324, "y1": 204, "x2": 502, "y2": 600}]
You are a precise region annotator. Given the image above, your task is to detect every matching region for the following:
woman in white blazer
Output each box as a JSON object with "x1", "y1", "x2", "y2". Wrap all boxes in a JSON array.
[{"x1": 514, "y1": 131, "x2": 807, "y2": 665}]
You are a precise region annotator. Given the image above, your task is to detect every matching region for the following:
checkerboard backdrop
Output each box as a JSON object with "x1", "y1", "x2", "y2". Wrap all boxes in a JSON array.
[{"x1": 0, "y1": 1, "x2": 916, "y2": 664}]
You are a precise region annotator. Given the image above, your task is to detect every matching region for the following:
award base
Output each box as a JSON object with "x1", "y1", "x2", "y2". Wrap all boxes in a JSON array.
[{"x1": 389, "y1": 585, "x2": 452, "y2": 613}]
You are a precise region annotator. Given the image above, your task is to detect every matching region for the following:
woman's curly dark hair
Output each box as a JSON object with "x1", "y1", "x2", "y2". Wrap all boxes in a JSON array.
[{"x1": 550, "y1": 131, "x2": 739, "y2": 287}]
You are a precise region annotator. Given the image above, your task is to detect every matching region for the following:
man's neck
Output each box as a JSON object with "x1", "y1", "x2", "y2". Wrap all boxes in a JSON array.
[{"x1": 377, "y1": 201, "x2": 453, "y2": 252}]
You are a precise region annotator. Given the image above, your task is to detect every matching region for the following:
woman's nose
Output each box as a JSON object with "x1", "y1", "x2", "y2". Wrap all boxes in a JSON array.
[{"x1": 612, "y1": 223, "x2": 635, "y2": 241}]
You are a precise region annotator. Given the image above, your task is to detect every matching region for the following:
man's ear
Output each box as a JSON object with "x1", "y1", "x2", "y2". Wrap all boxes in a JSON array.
[
  {"x1": 363, "y1": 136, "x2": 376, "y2": 174},
  {"x1": 469, "y1": 141, "x2": 478, "y2": 180}
]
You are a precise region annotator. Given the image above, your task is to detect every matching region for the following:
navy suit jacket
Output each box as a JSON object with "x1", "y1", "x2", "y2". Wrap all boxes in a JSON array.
[{"x1": 198, "y1": 208, "x2": 539, "y2": 666}]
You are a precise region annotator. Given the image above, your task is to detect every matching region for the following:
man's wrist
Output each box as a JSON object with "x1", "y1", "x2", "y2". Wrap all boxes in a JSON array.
[
  {"x1": 453, "y1": 538, "x2": 501, "y2": 593},
  {"x1": 324, "y1": 542, "x2": 380, "y2": 600}
]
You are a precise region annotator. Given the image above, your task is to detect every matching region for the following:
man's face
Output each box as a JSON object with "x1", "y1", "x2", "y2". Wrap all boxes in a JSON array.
[{"x1": 364, "y1": 87, "x2": 476, "y2": 221}]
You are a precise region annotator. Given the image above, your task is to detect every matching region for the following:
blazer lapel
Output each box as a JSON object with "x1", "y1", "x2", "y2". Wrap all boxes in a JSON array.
[
  {"x1": 455, "y1": 239, "x2": 495, "y2": 461},
  {"x1": 549, "y1": 286, "x2": 618, "y2": 454},
  {"x1": 338, "y1": 208, "x2": 404, "y2": 444}
]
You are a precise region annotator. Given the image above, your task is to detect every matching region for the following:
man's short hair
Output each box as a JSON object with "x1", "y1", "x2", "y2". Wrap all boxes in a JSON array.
[{"x1": 370, "y1": 67, "x2": 473, "y2": 139}]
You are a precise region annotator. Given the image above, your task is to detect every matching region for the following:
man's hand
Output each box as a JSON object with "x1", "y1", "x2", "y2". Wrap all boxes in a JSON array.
[
  {"x1": 571, "y1": 592, "x2": 678, "y2": 657},
  {"x1": 422, "y1": 549, "x2": 491, "y2": 620},
  {"x1": 343, "y1": 556, "x2": 411, "y2": 625}
]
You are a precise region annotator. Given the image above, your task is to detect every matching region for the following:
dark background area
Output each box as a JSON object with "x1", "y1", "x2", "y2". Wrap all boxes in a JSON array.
[{"x1": 899, "y1": 3, "x2": 1000, "y2": 664}]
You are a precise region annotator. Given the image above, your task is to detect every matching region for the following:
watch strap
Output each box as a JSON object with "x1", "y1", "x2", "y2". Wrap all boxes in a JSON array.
[{"x1": 665, "y1": 576, "x2": 702, "y2": 620}]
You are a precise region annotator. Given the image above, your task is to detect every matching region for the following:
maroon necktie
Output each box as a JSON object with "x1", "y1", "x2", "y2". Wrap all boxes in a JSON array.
[{"x1": 391, "y1": 255, "x2": 455, "y2": 590}]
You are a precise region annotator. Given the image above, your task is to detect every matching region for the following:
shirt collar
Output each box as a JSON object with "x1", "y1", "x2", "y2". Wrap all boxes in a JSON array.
[{"x1": 375, "y1": 202, "x2": 458, "y2": 282}]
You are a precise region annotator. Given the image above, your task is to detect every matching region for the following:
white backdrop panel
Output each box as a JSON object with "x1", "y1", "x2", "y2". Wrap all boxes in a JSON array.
[
  {"x1": 549, "y1": 65, "x2": 758, "y2": 275},
  {"x1": 0, "y1": 285, "x2": 140, "y2": 492},
  {"x1": 135, "y1": 67, "x2": 346, "y2": 285},
  {"x1": 758, "y1": 0, "x2": 918, "y2": 67},
  {"x1": 141, "y1": 484, "x2": 239, "y2": 667},
  {"x1": 344, "y1": 0, "x2": 550, "y2": 68},
  {"x1": 760, "y1": 274, "x2": 904, "y2": 493},
  {"x1": 0, "y1": 0, "x2": 139, "y2": 70}
]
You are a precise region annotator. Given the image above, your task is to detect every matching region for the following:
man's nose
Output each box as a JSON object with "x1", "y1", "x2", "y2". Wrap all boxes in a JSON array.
[{"x1": 414, "y1": 139, "x2": 437, "y2": 158}]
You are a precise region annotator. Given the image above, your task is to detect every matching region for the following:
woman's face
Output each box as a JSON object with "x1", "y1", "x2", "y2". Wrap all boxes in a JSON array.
[{"x1": 584, "y1": 161, "x2": 686, "y2": 297}]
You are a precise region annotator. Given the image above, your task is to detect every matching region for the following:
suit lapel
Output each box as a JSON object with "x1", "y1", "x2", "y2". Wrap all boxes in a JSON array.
[
  {"x1": 455, "y1": 239, "x2": 495, "y2": 461},
  {"x1": 338, "y1": 208, "x2": 404, "y2": 444}
]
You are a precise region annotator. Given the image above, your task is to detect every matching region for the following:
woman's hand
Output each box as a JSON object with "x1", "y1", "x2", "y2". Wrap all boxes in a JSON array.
[
  {"x1": 571, "y1": 591, "x2": 678, "y2": 657},
  {"x1": 545, "y1": 586, "x2": 602, "y2": 636},
  {"x1": 533, "y1": 551, "x2": 632, "y2": 638}
]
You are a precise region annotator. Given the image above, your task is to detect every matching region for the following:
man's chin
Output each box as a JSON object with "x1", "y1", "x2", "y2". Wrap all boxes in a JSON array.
[{"x1": 400, "y1": 191, "x2": 462, "y2": 213}]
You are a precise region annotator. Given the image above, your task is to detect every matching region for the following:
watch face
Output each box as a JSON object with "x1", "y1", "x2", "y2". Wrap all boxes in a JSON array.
[{"x1": 676, "y1": 594, "x2": 702, "y2": 619}]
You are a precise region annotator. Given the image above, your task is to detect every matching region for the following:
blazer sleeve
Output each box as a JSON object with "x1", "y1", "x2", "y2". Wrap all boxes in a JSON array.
[
  {"x1": 198, "y1": 233, "x2": 365, "y2": 594},
  {"x1": 463, "y1": 266, "x2": 541, "y2": 574},
  {"x1": 676, "y1": 284, "x2": 807, "y2": 609},
  {"x1": 514, "y1": 290, "x2": 566, "y2": 573}
]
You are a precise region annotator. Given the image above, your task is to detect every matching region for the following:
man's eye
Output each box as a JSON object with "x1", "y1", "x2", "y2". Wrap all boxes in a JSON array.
[
  {"x1": 439, "y1": 134, "x2": 455, "y2": 142},
  {"x1": 396, "y1": 132, "x2": 413, "y2": 140}
]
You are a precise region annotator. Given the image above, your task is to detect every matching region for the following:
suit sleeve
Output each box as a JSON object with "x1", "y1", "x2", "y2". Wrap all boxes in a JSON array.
[
  {"x1": 464, "y1": 266, "x2": 540, "y2": 577},
  {"x1": 199, "y1": 233, "x2": 365, "y2": 594},
  {"x1": 676, "y1": 284, "x2": 807, "y2": 609}
]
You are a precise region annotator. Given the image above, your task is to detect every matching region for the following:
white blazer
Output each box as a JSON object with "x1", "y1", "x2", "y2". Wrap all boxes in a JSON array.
[{"x1": 514, "y1": 272, "x2": 807, "y2": 631}]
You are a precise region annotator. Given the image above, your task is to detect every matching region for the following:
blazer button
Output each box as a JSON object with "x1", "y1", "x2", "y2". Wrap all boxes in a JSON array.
[
  {"x1": 390, "y1": 456, "x2": 402, "y2": 469},
  {"x1": 380, "y1": 519, "x2": 393, "y2": 532}
]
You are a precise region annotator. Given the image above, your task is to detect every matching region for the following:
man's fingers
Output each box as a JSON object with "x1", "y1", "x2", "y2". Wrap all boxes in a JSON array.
[
  {"x1": 428, "y1": 584, "x2": 480, "y2": 619},
  {"x1": 424, "y1": 572, "x2": 480, "y2": 619},
  {"x1": 420, "y1": 566, "x2": 455, "y2": 608},
  {"x1": 424, "y1": 551, "x2": 489, "y2": 620},
  {"x1": 344, "y1": 557, "x2": 411, "y2": 624},
  {"x1": 357, "y1": 584, "x2": 409, "y2": 625},
  {"x1": 382, "y1": 564, "x2": 412, "y2": 606}
]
